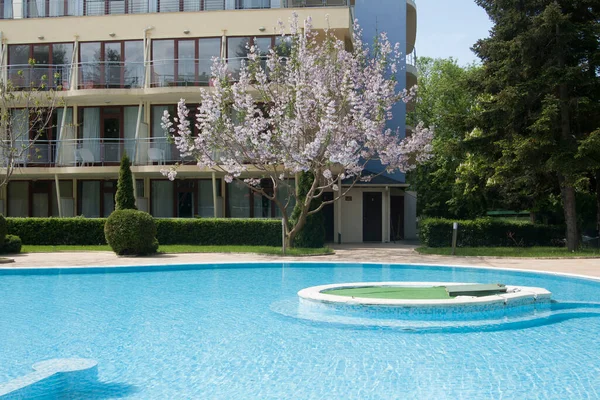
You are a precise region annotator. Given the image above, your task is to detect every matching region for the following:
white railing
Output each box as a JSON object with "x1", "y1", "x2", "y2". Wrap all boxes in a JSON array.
[{"x1": 4, "y1": 0, "x2": 351, "y2": 19}]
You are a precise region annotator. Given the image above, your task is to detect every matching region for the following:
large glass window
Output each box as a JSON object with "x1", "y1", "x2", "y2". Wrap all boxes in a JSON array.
[
  {"x1": 227, "y1": 37, "x2": 250, "y2": 79},
  {"x1": 177, "y1": 40, "x2": 195, "y2": 86},
  {"x1": 80, "y1": 42, "x2": 102, "y2": 88},
  {"x1": 78, "y1": 181, "x2": 101, "y2": 217},
  {"x1": 80, "y1": 41, "x2": 142, "y2": 88},
  {"x1": 227, "y1": 181, "x2": 250, "y2": 218},
  {"x1": 152, "y1": 40, "x2": 175, "y2": 87},
  {"x1": 8, "y1": 43, "x2": 72, "y2": 89},
  {"x1": 152, "y1": 180, "x2": 174, "y2": 217},
  {"x1": 198, "y1": 179, "x2": 218, "y2": 217},
  {"x1": 8, "y1": 182, "x2": 29, "y2": 217},
  {"x1": 124, "y1": 41, "x2": 144, "y2": 88},
  {"x1": 152, "y1": 38, "x2": 220, "y2": 87},
  {"x1": 237, "y1": 0, "x2": 269, "y2": 9},
  {"x1": 198, "y1": 38, "x2": 220, "y2": 84}
]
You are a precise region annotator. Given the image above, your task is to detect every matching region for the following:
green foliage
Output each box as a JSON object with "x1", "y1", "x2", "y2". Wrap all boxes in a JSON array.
[
  {"x1": 419, "y1": 218, "x2": 565, "y2": 248},
  {"x1": 115, "y1": 155, "x2": 137, "y2": 210},
  {"x1": 7, "y1": 217, "x2": 107, "y2": 245},
  {"x1": 155, "y1": 218, "x2": 282, "y2": 246},
  {"x1": 407, "y1": 57, "x2": 487, "y2": 219},
  {"x1": 0, "y1": 215, "x2": 7, "y2": 243},
  {"x1": 472, "y1": 0, "x2": 600, "y2": 250},
  {"x1": 104, "y1": 210, "x2": 158, "y2": 256},
  {"x1": 290, "y1": 172, "x2": 325, "y2": 248},
  {"x1": 0, "y1": 234, "x2": 22, "y2": 254},
  {"x1": 6, "y1": 217, "x2": 282, "y2": 246}
]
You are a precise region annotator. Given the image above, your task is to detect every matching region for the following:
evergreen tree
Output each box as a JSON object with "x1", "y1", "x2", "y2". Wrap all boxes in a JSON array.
[
  {"x1": 115, "y1": 154, "x2": 137, "y2": 210},
  {"x1": 472, "y1": 0, "x2": 600, "y2": 250}
]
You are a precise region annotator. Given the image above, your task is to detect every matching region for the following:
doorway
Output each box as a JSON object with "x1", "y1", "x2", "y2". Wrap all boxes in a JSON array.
[
  {"x1": 363, "y1": 192, "x2": 382, "y2": 242},
  {"x1": 101, "y1": 107, "x2": 123, "y2": 163},
  {"x1": 176, "y1": 180, "x2": 195, "y2": 218}
]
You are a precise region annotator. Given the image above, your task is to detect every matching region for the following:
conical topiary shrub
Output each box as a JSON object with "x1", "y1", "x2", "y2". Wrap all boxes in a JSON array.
[{"x1": 115, "y1": 154, "x2": 137, "y2": 210}]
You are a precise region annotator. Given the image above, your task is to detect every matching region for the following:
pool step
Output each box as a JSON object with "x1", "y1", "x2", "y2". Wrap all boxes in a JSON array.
[{"x1": 0, "y1": 358, "x2": 98, "y2": 399}]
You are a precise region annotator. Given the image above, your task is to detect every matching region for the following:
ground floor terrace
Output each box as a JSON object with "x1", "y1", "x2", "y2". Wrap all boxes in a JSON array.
[
  {"x1": 0, "y1": 174, "x2": 418, "y2": 242},
  {"x1": 6, "y1": 243, "x2": 600, "y2": 278}
]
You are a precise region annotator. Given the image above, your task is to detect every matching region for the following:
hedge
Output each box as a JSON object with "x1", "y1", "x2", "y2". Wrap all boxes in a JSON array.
[
  {"x1": 419, "y1": 218, "x2": 565, "y2": 248},
  {"x1": 6, "y1": 217, "x2": 282, "y2": 246},
  {"x1": 155, "y1": 218, "x2": 282, "y2": 246}
]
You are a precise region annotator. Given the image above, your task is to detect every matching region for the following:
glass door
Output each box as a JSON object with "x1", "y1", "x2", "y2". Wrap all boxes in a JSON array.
[{"x1": 102, "y1": 108, "x2": 122, "y2": 163}]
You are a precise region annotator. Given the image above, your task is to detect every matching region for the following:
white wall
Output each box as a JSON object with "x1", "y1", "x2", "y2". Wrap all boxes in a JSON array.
[
  {"x1": 404, "y1": 190, "x2": 417, "y2": 240},
  {"x1": 333, "y1": 187, "x2": 389, "y2": 244}
]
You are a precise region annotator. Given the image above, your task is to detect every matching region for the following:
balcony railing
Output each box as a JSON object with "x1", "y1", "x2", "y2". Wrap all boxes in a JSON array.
[
  {"x1": 78, "y1": 61, "x2": 144, "y2": 89},
  {"x1": 3, "y1": 64, "x2": 71, "y2": 90},
  {"x1": 2, "y1": 0, "x2": 350, "y2": 19},
  {"x1": 406, "y1": 49, "x2": 416, "y2": 69},
  {"x1": 0, "y1": 137, "x2": 213, "y2": 167},
  {"x1": 150, "y1": 58, "x2": 214, "y2": 88}
]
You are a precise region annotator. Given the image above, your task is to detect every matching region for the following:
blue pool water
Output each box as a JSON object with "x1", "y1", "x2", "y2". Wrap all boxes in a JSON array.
[{"x1": 1, "y1": 262, "x2": 600, "y2": 399}]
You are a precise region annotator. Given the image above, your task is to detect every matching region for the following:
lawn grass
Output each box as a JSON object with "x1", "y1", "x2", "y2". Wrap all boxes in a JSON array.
[
  {"x1": 416, "y1": 246, "x2": 600, "y2": 258},
  {"x1": 21, "y1": 244, "x2": 333, "y2": 256},
  {"x1": 322, "y1": 286, "x2": 453, "y2": 300}
]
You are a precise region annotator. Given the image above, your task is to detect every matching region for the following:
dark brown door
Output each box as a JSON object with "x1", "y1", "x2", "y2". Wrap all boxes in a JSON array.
[{"x1": 363, "y1": 192, "x2": 382, "y2": 242}]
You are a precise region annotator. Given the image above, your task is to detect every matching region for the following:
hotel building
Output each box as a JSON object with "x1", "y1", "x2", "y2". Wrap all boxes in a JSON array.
[{"x1": 0, "y1": 0, "x2": 417, "y2": 242}]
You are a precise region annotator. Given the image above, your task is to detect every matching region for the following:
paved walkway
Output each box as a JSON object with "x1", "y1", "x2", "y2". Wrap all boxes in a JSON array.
[{"x1": 5, "y1": 243, "x2": 600, "y2": 279}]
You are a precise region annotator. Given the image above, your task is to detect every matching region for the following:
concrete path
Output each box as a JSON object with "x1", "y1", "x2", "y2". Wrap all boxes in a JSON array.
[{"x1": 5, "y1": 243, "x2": 600, "y2": 279}]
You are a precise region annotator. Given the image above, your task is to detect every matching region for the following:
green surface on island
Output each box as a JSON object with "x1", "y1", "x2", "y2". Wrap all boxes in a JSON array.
[{"x1": 321, "y1": 286, "x2": 454, "y2": 300}]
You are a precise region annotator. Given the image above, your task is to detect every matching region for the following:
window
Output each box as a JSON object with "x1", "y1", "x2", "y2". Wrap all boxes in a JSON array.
[
  {"x1": 152, "y1": 38, "x2": 220, "y2": 87},
  {"x1": 8, "y1": 43, "x2": 72, "y2": 90},
  {"x1": 79, "y1": 41, "x2": 143, "y2": 88},
  {"x1": 236, "y1": 0, "x2": 269, "y2": 9}
]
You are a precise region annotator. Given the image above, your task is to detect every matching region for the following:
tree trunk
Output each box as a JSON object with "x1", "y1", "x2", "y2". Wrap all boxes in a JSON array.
[
  {"x1": 558, "y1": 173, "x2": 579, "y2": 251},
  {"x1": 596, "y1": 170, "x2": 600, "y2": 236}
]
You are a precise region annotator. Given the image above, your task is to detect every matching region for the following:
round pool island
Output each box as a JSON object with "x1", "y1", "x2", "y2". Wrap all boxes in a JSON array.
[{"x1": 297, "y1": 282, "x2": 552, "y2": 321}]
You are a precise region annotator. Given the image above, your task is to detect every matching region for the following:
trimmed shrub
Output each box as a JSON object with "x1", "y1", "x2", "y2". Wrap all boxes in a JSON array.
[
  {"x1": 154, "y1": 218, "x2": 282, "y2": 246},
  {"x1": 0, "y1": 214, "x2": 7, "y2": 243},
  {"x1": 419, "y1": 218, "x2": 565, "y2": 248},
  {"x1": 0, "y1": 234, "x2": 22, "y2": 254},
  {"x1": 7, "y1": 217, "x2": 282, "y2": 246},
  {"x1": 105, "y1": 210, "x2": 158, "y2": 256},
  {"x1": 115, "y1": 154, "x2": 137, "y2": 210},
  {"x1": 7, "y1": 217, "x2": 106, "y2": 245},
  {"x1": 290, "y1": 172, "x2": 325, "y2": 248}
]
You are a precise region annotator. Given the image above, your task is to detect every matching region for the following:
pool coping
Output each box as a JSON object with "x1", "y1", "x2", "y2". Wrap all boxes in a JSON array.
[{"x1": 1, "y1": 260, "x2": 599, "y2": 284}]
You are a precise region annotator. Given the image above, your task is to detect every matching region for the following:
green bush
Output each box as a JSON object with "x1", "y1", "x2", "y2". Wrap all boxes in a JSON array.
[
  {"x1": 290, "y1": 172, "x2": 325, "y2": 248},
  {"x1": 105, "y1": 210, "x2": 158, "y2": 256},
  {"x1": 115, "y1": 154, "x2": 137, "y2": 210},
  {"x1": 7, "y1": 217, "x2": 106, "y2": 245},
  {"x1": 7, "y1": 217, "x2": 282, "y2": 246},
  {"x1": 0, "y1": 214, "x2": 7, "y2": 243},
  {"x1": 155, "y1": 218, "x2": 282, "y2": 246},
  {"x1": 0, "y1": 234, "x2": 22, "y2": 254},
  {"x1": 419, "y1": 218, "x2": 565, "y2": 248}
]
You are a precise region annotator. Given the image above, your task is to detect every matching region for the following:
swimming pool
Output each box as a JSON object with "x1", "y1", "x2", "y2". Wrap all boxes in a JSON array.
[{"x1": 1, "y1": 262, "x2": 599, "y2": 399}]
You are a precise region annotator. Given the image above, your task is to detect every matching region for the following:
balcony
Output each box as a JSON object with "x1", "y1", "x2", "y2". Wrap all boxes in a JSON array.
[
  {"x1": 0, "y1": 0, "x2": 351, "y2": 19},
  {"x1": 1, "y1": 137, "x2": 213, "y2": 167},
  {"x1": 149, "y1": 58, "x2": 213, "y2": 88},
  {"x1": 4, "y1": 64, "x2": 71, "y2": 91},
  {"x1": 78, "y1": 61, "x2": 144, "y2": 89}
]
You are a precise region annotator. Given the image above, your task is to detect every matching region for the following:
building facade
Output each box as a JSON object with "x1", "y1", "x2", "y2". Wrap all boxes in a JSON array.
[{"x1": 0, "y1": 0, "x2": 417, "y2": 242}]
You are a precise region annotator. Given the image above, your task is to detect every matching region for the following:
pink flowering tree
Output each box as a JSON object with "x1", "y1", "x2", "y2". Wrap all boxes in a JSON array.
[{"x1": 162, "y1": 14, "x2": 433, "y2": 248}]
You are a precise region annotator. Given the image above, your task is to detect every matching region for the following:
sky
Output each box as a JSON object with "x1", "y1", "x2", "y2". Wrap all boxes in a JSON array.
[{"x1": 415, "y1": 0, "x2": 493, "y2": 65}]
